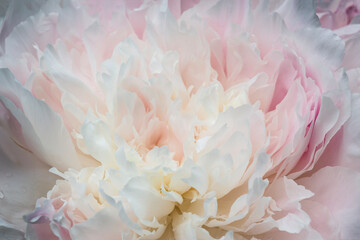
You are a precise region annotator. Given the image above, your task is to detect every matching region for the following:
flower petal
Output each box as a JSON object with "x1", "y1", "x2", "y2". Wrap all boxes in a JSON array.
[
  {"x1": 0, "y1": 130, "x2": 57, "y2": 232},
  {"x1": 0, "y1": 68, "x2": 80, "y2": 171},
  {"x1": 297, "y1": 166, "x2": 360, "y2": 239}
]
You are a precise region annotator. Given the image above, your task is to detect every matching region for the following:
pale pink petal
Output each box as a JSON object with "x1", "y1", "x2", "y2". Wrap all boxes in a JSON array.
[
  {"x1": 343, "y1": 36, "x2": 360, "y2": 69},
  {"x1": 313, "y1": 93, "x2": 360, "y2": 172},
  {"x1": 297, "y1": 166, "x2": 360, "y2": 239},
  {"x1": 0, "y1": 69, "x2": 81, "y2": 171}
]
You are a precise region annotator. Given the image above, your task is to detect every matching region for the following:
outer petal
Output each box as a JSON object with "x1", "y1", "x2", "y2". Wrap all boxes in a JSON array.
[
  {"x1": 0, "y1": 129, "x2": 57, "y2": 233},
  {"x1": 297, "y1": 166, "x2": 360, "y2": 239},
  {"x1": 0, "y1": 9, "x2": 57, "y2": 84},
  {"x1": 0, "y1": 218, "x2": 25, "y2": 240},
  {"x1": 0, "y1": 68, "x2": 81, "y2": 171},
  {"x1": 272, "y1": 0, "x2": 320, "y2": 30},
  {"x1": 343, "y1": 36, "x2": 360, "y2": 69},
  {"x1": 313, "y1": 93, "x2": 360, "y2": 171},
  {"x1": 0, "y1": 228, "x2": 24, "y2": 240},
  {"x1": 293, "y1": 27, "x2": 345, "y2": 69},
  {"x1": 0, "y1": 0, "x2": 46, "y2": 54}
]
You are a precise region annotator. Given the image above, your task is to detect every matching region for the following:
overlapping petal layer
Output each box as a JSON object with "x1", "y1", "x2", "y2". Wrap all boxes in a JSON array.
[{"x1": 0, "y1": 0, "x2": 359, "y2": 239}]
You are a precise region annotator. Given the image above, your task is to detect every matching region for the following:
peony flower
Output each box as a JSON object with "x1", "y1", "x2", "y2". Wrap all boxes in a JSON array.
[{"x1": 0, "y1": 0, "x2": 359, "y2": 239}]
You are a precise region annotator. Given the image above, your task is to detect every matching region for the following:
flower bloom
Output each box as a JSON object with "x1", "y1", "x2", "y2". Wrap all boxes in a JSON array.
[{"x1": 0, "y1": 0, "x2": 359, "y2": 239}]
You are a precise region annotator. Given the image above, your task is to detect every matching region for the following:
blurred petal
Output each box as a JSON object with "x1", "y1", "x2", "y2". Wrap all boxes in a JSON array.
[{"x1": 0, "y1": 129, "x2": 57, "y2": 232}]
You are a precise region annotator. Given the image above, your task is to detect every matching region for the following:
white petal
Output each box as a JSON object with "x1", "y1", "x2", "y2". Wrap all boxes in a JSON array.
[
  {"x1": 121, "y1": 177, "x2": 176, "y2": 221},
  {"x1": 0, "y1": 69, "x2": 80, "y2": 170},
  {"x1": 70, "y1": 207, "x2": 135, "y2": 240},
  {"x1": 80, "y1": 119, "x2": 116, "y2": 167}
]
